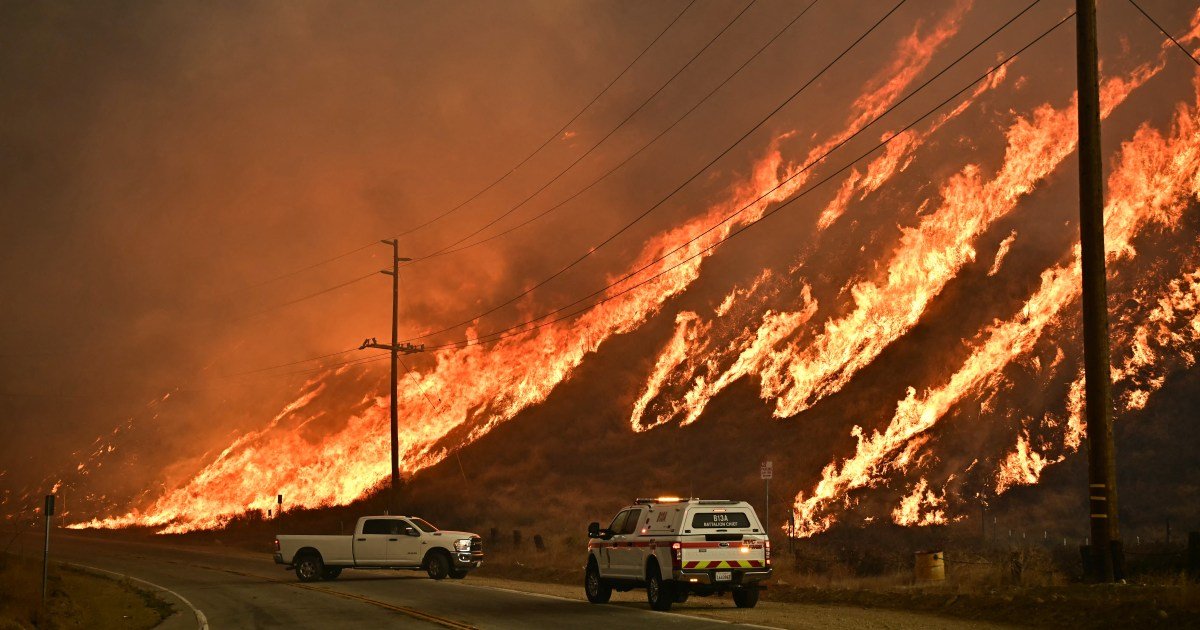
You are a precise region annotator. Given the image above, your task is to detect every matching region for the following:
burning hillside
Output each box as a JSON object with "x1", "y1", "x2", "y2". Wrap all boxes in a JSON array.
[{"x1": 7, "y1": 2, "x2": 1199, "y2": 541}]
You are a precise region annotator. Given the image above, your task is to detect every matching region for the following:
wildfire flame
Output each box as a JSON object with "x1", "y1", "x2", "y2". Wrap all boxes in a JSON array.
[
  {"x1": 59, "y1": 5, "x2": 1200, "y2": 537},
  {"x1": 892, "y1": 478, "x2": 957, "y2": 527},
  {"x1": 795, "y1": 67, "x2": 1200, "y2": 536}
]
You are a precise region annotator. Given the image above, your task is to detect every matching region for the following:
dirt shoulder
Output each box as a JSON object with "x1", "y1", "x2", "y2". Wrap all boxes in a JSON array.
[
  {"x1": 469, "y1": 555, "x2": 1199, "y2": 629},
  {"x1": 0, "y1": 554, "x2": 173, "y2": 630}
]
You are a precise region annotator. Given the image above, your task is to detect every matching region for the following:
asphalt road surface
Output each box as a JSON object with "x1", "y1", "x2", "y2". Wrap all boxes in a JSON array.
[
  {"x1": 13, "y1": 532, "x2": 1016, "y2": 629},
  {"x1": 18, "y1": 532, "x2": 757, "y2": 629}
]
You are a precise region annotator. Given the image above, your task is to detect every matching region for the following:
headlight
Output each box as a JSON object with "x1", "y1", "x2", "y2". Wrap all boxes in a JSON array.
[{"x1": 454, "y1": 538, "x2": 472, "y2": 552}]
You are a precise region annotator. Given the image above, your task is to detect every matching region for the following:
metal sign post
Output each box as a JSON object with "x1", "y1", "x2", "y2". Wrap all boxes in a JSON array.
[
  {"x1": 760, "y1": 461, "x2": 773, "y2": 537},
  {"x1": 43, "y1": 494, "x2": 55, "y2": 604}
]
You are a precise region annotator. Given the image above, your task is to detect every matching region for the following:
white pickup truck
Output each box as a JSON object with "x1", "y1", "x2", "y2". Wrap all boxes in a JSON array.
[{"x1": 274, "y1": 515, "x2": 483, "y2": 582}]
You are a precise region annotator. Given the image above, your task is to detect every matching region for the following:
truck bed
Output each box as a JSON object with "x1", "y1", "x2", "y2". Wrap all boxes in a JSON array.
[{"x1": 276, "y1": 534, "x2": 354, "y2": 566}]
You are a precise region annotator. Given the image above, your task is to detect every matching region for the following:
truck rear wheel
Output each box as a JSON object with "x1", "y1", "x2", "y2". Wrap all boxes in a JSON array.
[
  {"x1": 294, "y1": 554, "x2": 324, "y2": 583},
  {"x1": 425, "y1": 551, "x2": 451, "y2": 580},
  {"x1": 733, "y1": 586, "x2": 759, "y2": 608},
  {"x1": 584, "y1": 560, "x2": 611, "y2": 604},
  {"x1": 646, "y1": 566, "x2": 674, "y2": 611}
]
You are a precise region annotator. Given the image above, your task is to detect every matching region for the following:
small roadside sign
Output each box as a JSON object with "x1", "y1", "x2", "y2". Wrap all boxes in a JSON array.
[{"x1": 760, "y1": 461, "x2": 773, "y2": 480}]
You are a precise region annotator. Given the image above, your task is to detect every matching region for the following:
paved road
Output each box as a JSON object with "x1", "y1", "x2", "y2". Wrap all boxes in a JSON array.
[
  {"x1": 16, "y1": 531, "x2": 1020, "y2": 629},
  {"x1": 20, "y1": 532, "x2": 754, "y2": 629}
]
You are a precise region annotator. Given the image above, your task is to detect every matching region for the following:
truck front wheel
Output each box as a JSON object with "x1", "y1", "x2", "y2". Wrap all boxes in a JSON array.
[
  {"x1": 294, "y1": 554, "x2": 324, "y2": 583},
  {"x1": 584, "y1": 560, "x2": 611, "y2": 604},
  {"x1": 425, "y1": 551, "x2": 451, "y2": 580},
  {"x1": 646, "y1": 566, "x2": 675, "y2": 611}
]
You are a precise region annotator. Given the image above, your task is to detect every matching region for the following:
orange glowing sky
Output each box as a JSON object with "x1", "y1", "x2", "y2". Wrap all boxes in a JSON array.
[{"x1": 3, "y1": 0, "x2": 1199, "y2": 536}]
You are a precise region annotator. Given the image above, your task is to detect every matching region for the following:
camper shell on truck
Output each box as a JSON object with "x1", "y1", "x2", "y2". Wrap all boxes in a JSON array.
[
  {"x1": 274, "y1": 515, "x2": 483, "y2": 582},
  {"x1": 584, "y1": 498, "x2": 771, "y2": 611}
]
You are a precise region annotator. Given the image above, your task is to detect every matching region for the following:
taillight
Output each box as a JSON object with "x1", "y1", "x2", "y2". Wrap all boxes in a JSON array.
[
  {"x1": 274, "y1": 539, "x2": 280, "y2": 552},
  {"x1": 671, "y1": 542, "x2": 682, "y2": 570},
  {"x1": 765, "y1": 539, "x2": 772, "y2": 566}
]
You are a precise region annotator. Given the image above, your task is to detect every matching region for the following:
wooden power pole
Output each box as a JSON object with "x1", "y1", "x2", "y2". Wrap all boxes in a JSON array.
[
  {"x1": 1075, "y1": 0, "x2": 1122, "y2": 582},
  {"x1": 361, "y1": 239, "x2": 422, "y2": 514}
]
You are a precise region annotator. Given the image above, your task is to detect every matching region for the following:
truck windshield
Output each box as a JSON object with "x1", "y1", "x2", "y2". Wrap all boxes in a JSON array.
[{"x1": 409, "y1": 518, "x2": 438, "y2": 533}]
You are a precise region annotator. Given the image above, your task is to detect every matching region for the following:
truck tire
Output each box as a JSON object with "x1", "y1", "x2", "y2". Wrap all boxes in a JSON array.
[
  {"x1": 584, "y1": 559, "x2": 612, "y2": 604},
  {"x1": 425, "y1": 550, "x2": 451, "y2": 580},
  {"x1": 646, "y1": 565, "x2": 674, "y2": 611},
  {"x1": 322, "y1": 567, "x2": 342, "y2": 580},
  {"x1": 294, "y1": 554, "x2": 324, "y2": 583},
  {"x1": 733, "y1": 586, "x2": 759, "y2": 608},
  {"x1": 448, "y1": 568, "x2": 468, "y2": 579}
]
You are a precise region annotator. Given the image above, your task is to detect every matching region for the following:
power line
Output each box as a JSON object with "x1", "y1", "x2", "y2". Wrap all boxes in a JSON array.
[
  {"x1": 394, "y1": 0, "x2": 909, "y2": 345},
  {"x1": 415, "y1": 0, "x2": 759, "y2": 260},
  {"x1": 1127, "y1": 0, "x2": 1200, "y2": 67},
  {"x1": 3, "y1": 9, "x2": 1120, "y2": 407},
  {"x1": 284, "y1": 352, "x2": 389, "y2": 376},
  {"x1": 87, "y1": 0, "x2": 1035, "y2": 383},
  {"x1": 415, "y1": 6, "x2": 1074, "y2": 354},
  {"x1": 232, "y1": 271, "x2": 378, "y2": 321},
  {"x1": 224, "y1": 0, "x2": 698, "y2": 296},
  {"x1": 137, "y1": 0, "x2": 1045, "y2": 381},
  {"x1": 227, "y1": 0, "x2": 801, "y2": 332},
  {"x1": 406, "y1": 0, "x2": 822, "y2": 265},
  {"x1": 230, "y1": 347, "x2": 360, "y2": 376}
]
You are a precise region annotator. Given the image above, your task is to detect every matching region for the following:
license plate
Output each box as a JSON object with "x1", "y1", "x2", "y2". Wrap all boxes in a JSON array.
[{"x1": 715, "y1": 571, "x2": 732, "y2": 582}]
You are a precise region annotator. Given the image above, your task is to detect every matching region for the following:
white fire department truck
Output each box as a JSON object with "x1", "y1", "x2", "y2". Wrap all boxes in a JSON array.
[{"x1": 584, "y1": 498, "x2": 771, "y2": 611}]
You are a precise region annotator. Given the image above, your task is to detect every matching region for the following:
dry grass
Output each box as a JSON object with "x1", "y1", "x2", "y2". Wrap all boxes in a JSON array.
[
  {"x1": 0, "y1": 554, "x2": 172, "y2": 630},
  {"x1": 451, "y1": 534, "x2": 1200, "y2": 629}
]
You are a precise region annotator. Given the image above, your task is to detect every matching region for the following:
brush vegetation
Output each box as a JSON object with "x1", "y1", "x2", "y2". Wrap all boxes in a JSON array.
[{"x1": 0, "y1": 554, "x2": 172, "y2": 630}]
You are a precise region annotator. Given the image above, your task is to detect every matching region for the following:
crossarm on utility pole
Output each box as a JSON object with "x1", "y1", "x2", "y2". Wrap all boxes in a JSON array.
[{"x1": 357, "y1": 240, "x2": 420, "y2": 515}]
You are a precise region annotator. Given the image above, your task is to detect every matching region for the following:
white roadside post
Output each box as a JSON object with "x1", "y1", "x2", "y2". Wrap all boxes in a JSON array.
[
  {"x1": 43, "y1": 494, "x2": 54, "y2": 604},
  {"x1": 760, "y1": 461, "x2": 773, "y2": 539}
]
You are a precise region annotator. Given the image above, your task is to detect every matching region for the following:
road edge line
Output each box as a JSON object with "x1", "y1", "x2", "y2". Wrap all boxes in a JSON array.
[{"x1": 63, "y1": 562, "x2": 209, "y2": 630}]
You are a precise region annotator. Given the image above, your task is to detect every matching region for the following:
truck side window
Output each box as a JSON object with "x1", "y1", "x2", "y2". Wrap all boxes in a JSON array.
[
  {"x1": 362, "y1": 519, "x2": 390, "y2": 535},
  {"x1": 410, "y1": 518, "x2": 438, "y2": 533},
  {"x1": 622, "y1": 509, "x2": 644, "y2": 535},
  {"x1": 608, "y1": 510, "x2": 629, "y2": 535}
]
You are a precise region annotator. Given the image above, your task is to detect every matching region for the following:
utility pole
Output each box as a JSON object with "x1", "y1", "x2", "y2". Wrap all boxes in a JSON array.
[
  {"x1": 760, "y1": 461, "x2": 773, "y2": 539},
  {"x1": 1075, "y1": 0, "x2": 1122, "y2": 582},
  {"x1": 361, "y1": 239, "x2": 422, "y2": 514}
]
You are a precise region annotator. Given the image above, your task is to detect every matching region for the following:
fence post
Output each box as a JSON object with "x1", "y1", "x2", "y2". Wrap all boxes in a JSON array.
[
  {"x1": 1188, "y1": 532, "x2": 1199, "y2": 581},
  {"x1": 512, "y1": 530, "x2": 522, "y2": 548},
  {"x1": 534, "y1": 534, "x2": 545, "y2": 552}
]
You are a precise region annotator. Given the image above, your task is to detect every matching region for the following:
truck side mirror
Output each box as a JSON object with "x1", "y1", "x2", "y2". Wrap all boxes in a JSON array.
[
  {"x1": 405, "y1": 527, "x2": 420, "y2": 537},
  {"x1": 587, "y1": 522, "x2": 600, "y2": 539}
]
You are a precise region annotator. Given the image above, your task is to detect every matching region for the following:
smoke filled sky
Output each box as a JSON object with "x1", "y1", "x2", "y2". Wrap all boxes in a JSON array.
[{"x1": 2, "y1": 1, "x2": 1199, "y2": 530}]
